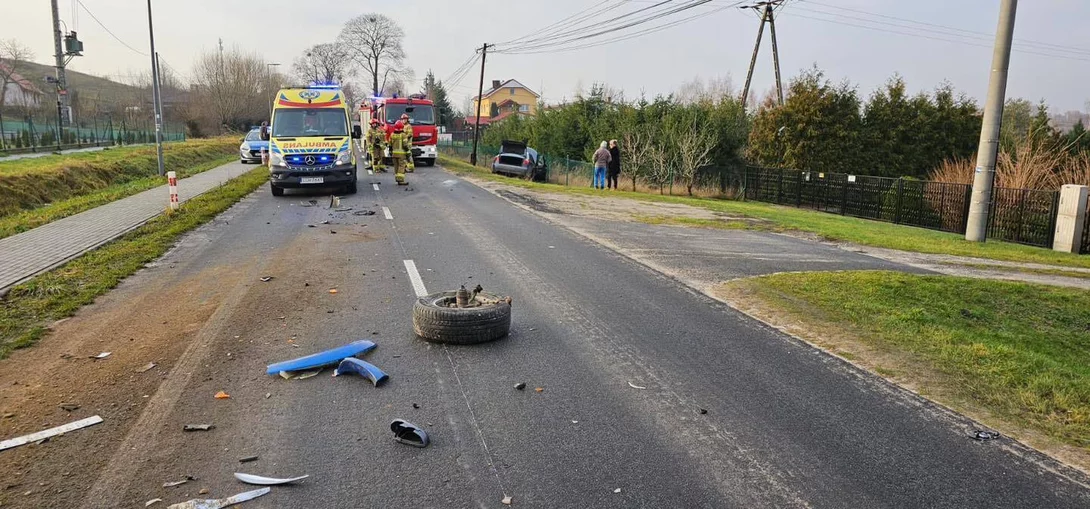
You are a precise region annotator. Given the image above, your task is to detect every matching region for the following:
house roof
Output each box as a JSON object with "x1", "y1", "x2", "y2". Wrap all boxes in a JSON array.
[
  {"x1": 0, "y1": 62, "x2": 43, "y2": 95},
  {"x1": 480, "y1": 79, "x2": 539, "y2": 99}
]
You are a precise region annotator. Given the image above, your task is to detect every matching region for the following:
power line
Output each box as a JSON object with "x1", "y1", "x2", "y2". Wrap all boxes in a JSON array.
[
  {"x1": 782, "y1": 9, "x2": 1090, "y2": 64},
  {"x1": 496, "y1": 0, "x2": 629, "y2": 47},
  {"x1": 802, "y1": 0, "x2": 1090, "y2": 57},
  {"x1": 497, "y1": 0, "x2": 718, "y2": 54},
  {"x1": 76, "y1": 0, "x2": 148, "y2": 56},
  {"x1": 498, "y1": 0, "x2": 691, "y2": 52}
]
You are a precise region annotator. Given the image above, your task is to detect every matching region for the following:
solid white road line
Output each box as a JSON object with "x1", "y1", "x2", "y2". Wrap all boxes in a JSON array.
[
  {"x1": 403, "y1": 260, "x2": 428, "y2": 297},
  {"x1": 383, "y1": 207, "x2": 393, "y2": 220},
  {"x1": 372, "y1": 183, "x2": 380, "y2": 191}
]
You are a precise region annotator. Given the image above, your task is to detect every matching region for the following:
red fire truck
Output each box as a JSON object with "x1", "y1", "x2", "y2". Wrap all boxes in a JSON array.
[{"x1": 361, "y1": 94, "x2": 438, "y2": 166}]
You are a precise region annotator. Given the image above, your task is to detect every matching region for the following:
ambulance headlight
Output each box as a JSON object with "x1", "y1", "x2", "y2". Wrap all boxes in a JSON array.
[
  {"x1": 269, "y1": 152, "x2": 285, "y2": 167},
  {"x1": 336, "y1": 150, "x2": 352, "y2": 164}
]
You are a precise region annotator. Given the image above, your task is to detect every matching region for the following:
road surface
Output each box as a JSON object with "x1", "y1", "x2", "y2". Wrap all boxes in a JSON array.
[{"x1": 1, "y1": 162, "x2": 1087, "y2": 508}]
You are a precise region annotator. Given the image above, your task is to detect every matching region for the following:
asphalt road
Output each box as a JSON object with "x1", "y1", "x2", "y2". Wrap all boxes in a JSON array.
[{"x1": 77, "y1": 163, "x2": 1090, "y2": 508}]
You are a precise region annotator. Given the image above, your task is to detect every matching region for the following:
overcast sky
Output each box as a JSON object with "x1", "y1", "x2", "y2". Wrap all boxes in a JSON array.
[{"x1": 6, "y1": 0, "x2": 1090, "y2": 113}]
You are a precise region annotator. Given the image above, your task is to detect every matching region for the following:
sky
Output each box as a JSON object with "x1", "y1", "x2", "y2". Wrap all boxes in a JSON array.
[{"x1": 5, "y1": 0, "x2": 1090, "y2": 114}]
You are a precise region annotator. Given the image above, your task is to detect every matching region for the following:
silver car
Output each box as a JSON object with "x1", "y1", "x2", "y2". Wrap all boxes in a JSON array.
[{"x1": 491, "y1": 140, "x2": 547, "y2": 182}]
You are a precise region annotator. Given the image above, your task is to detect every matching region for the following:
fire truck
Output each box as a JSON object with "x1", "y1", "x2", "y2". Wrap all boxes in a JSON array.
[{"x1": 361, "y1": 94, "x2": 438, "y2": 166}]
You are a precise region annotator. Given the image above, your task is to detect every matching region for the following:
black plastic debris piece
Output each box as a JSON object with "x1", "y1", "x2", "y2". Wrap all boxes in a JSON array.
[
  {"x1": 353, "y1": 210, "x2": 376, "y2": 216},
  {"x1": 238, "y1": 455, "x2": 259, "y2": 463},
  {"x1": 391, "y1": 419, "x2": 429, "y2": 448},
  {"x1": 973, "y1": 430, "x2": 1000, "y2": 441},
  {"x1": 514, "y1": 382, "x2": 526, "y2": 391},
  {"x1": 698, "y1": 408, "x2": 708, "y2": 415}
]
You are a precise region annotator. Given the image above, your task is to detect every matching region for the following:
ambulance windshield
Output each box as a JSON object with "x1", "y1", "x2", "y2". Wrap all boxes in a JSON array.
[{"x1": 272, "y1": 109, "x2": 348, "y2": 137}]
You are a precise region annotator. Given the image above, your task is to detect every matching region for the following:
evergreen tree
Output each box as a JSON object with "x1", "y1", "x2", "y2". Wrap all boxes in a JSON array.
[{"x1": 421, "y1": 70, "x2": 456, "y2": 129}]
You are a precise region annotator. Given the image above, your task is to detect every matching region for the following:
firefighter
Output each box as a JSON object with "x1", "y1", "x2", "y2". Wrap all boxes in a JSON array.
[
  {"x1": 389, "y1": 121, "x2": 410, "y2": 185},
  {"x1": 399, "y1": 113, "x2": 415, "y2": 173},
  {"x1": 366, "y1": 118, "x2": 386, "y2": 172}
]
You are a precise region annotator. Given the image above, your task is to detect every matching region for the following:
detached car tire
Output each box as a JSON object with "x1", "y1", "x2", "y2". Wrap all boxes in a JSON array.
[{"x1": 413, "y1": 291, "x2": 511, "y2": 345}]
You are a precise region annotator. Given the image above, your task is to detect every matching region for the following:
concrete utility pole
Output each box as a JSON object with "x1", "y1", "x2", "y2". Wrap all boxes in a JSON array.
[
  {"x1": 470, "y1": 43, "x2": 493, "y2": 166},
  {"x1": 740, "y1": 1, "x2": 785, "y2": 109},
  {"x1": 50, "y1": 0, "x2": 69, "y2": 148},
  {"x1": 966, "y1": 0, "x2": 1018, "y2": 242},
  {"x1": 146, "y1": 0, "x2": 164, "y2": 176}
]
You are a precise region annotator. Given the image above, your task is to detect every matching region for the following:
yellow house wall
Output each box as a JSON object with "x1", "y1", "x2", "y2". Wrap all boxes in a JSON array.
[{"x1": 472, "y1": 85, "x2": 538, "y2": 117}]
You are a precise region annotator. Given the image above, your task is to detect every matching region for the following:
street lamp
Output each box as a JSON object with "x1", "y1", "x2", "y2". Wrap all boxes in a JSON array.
[{"x1": 266, "y1": 63, "x2": 280, "y2": 118}]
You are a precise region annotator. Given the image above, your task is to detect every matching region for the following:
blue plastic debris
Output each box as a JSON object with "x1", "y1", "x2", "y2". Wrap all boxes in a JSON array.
[
  {"x1": 333, "y1": 357, "x2": 389, "y2": 386},
  {"x1": 266, "y1": 340, "x2": 376, "y2": 375}
]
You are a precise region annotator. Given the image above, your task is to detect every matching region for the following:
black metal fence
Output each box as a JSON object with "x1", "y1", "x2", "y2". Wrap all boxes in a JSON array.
[
  {"x1": 1082, "y1": 195, "x2": 1090, "y2": 255},
  {"x1": 741, "y1": 166, "x2": 1060, "y2": 248}
]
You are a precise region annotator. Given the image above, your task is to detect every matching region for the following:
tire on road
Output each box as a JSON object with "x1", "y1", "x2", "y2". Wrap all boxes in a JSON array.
[{"x1": 412, "y1": 291, "x2": 511, "y2": 345}]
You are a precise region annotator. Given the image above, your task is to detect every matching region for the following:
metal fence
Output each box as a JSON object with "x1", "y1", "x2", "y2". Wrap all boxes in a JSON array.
[
  {"x1": 439, "y1": 137, "x2": 1083, "y2": 252},
  {"x1": 0, "y1": 116, "x2": 185, "y2": 153},
  {"x1": 1082, "y1": 195, "x2": 1090, "y2": 255}
]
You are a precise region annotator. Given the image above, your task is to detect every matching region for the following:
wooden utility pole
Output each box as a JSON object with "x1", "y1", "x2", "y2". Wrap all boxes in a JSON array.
[
  {"x1": 470, "y1": 43, "x2": 493, "y2": 166},
  {"x1": 740, "y1": 0, "x2": 785, "y2": 109}
]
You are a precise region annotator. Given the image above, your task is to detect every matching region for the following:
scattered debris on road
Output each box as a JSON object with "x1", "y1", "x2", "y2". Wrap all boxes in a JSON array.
[
  {"x1": 614, "y1": 488, "x2": 622, "y2": 494},
  {"x1": 413, "y1": 287, "x2": 513, "y2": 344},
  {"x1": 233, "y1": 472, "x2": 309, "y2": 485},
  {"x1": 333, "y1": 357, "x2": 388, "y2": 386},
  {"x1": 146, "y1": 498, "x2": 163, "y2": 506},
  {"x1": 278, "y1": 368, "x2": 322, "y2": 380},
  {"x1": 412, "y1": 403, "x2": 420, "y2": 409},
  {"x1": 973, "y1": 430, "x2": 1001, "y2": 441},
  {"x1": 0, "y1": 415, "x2": 103, "y2": 452},
  {"x1": 301, "y1": 200, "x2": 317, "y2": 207},
  {"x1": 239, "y1": 455, "x2": 259, "y2": 463},
  {"x1": 199, "y1": 488, "x2": 209, "y2": 495},
  {"x1": 162, "y1": 476, "x2": 195, "y2": 488},
  {"x1": 698, "y1": 408, "x2": 708, "y2": 415},
  {"x1": 334, "y1": 207, "x2": 353, "y2": 212},
  {"x1": 391, "y1": 419, "x2": 430, "y2": 448},
  {"x1": 258, "y1": 276, "x2": 274, "y2": 282},
  {"x1": 353, "y1": 210, "x2": 376, "y2": 216},
  {"x1": 514, "y1": 382, "x2": 526, "y2": 391},
  {"x1": 165, "y1": 487, "x2": 270, "y2": 509},
  {"x1": 328, "y1": 288, "x2": 338, "y2": 294},
  {"x1": 59, "y1": 403, "x2": 79, "y2": 412},
  {"x1": 214, "y1": 391, "x2": 231, "y2": 399},
  {"x1": 91, "y1": 352, "x2": 112, "y2": 360},
  {"x1": 137, "y1": 362, "x2": 158, "y2": 373},
  {"x1": 535, "y1": 387, "x2": 544, "y2": 393},
  {"x1": 627, "y1": 381, "x2": 647, "y2": 390},
  {"x1": 501, "y1": 495, "x2": 513, "y2": 505},
  {"x1": 183, "y1": 424, "x2": 215, "y2": 432},
  {"x1": 265, "y1": 340, "x2": 376, "y2": 375}
]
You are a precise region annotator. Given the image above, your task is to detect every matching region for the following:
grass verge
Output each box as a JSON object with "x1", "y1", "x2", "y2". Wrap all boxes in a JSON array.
[
  {"x1": 940, "y1": 262, "x2": 1090, "y2": 280},
  {"x1": 0, "y1": 155, "x2": 235, "y2": 240},
  {"x1": 718, "y1": 271, "x2": 1090, "y2": 449},
  {"x1": 0, "y1": 138, "x2": 237, "y2": 218},
  {"x1": 0, "y1": 166, "x2": 268, "y2": 358},
  {"x1": 439, "y1": 155, "x2": 1090, "y2": 269}
]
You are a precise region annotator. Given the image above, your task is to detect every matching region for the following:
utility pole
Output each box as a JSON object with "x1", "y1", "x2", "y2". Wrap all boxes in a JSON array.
[
  {"x1": 740, "y1": 0, "x2": 785, "y2": 109},
  {"x1": 146, "y1": 0, "x2": 164, "y2": 176},
  {"x1": 155, "y1": 52, "x2": 165, "y2": 140},
  {"x1": 266, "y1": 63, "x2": 280, "y2": 117},
  {"x1": 470, "y1": 43, "x2": 493, "y2": 166},
  {"x1": 966, "y1": 0, "x2": 1018, "y2": 242},
  {"x1": 51, "y1": 0, "x2": 68, "y2": 149}
]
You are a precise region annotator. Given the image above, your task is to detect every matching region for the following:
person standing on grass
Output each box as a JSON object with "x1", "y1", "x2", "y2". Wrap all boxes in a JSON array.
[
  {"x1": 607, "y1": 139, "x2": 621, "y2": 190},
  {"x1": 592, "y1": 141, "x2": 611, "y2": 189}
]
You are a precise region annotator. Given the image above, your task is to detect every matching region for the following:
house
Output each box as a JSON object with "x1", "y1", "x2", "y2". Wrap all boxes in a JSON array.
[
  {"x1": 0, "y1": 62, "x2": 44, "y2": 108},
  {"x1": 469, "y1": 79, "x2": 539, "y2": 127}
]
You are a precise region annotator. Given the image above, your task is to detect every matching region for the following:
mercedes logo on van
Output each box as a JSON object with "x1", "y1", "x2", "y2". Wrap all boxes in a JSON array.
[
  {"x1": 299, "y1": 90, "x2": 321, "y2": 99},
  {"x1": 304, "y1": 156, "x2": 316, "y2": 165}
]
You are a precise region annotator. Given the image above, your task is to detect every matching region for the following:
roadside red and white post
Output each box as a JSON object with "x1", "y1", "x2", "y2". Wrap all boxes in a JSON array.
[{"x1": 167, "y1": 171, "x2": 179, "y2": 211}]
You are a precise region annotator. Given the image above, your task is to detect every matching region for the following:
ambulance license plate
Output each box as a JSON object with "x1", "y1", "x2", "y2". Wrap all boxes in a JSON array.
[{"x1": 300, "y1": 177, "x2": 323, "y2": 184}]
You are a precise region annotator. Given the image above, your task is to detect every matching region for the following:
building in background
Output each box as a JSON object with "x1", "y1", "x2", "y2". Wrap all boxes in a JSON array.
[
  {"x1": 0, "y1": 61, "x2": 43, "y2": 108},
  {"x1": 469, "y1": 79, "x2": 540, "y2": 128}
]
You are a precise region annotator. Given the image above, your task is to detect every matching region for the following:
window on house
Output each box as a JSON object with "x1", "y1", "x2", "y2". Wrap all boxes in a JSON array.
[
  {"x1": 519, "y1": 104, "x2": 529, "y2": 113},
  {"x1": 509, "y1": 87, "x2": 515, "y2": 95}
]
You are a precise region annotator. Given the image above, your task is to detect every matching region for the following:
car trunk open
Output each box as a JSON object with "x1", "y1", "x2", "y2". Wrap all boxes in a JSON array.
[{"x1": 500, "y1": 140, "x2": 527, "y2": 155}]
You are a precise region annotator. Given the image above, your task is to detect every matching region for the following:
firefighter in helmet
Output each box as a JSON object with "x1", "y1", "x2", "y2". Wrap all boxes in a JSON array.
[
  {"x1": 389, "y1": 121, "x2": 410, "y2": 185},
  {"x1": 366, "y1": 118, "x2": 386, "y2": 172},
  {"x1": 399, "y1": 113, "x2": 415, "y2": 173}
]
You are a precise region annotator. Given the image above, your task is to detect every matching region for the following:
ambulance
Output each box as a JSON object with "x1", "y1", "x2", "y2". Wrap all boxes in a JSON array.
[{"x1": 263, "y1": 84, "x2": 362, "y2": 196}]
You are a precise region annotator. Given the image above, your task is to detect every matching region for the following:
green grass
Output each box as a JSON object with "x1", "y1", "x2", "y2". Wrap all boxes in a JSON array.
[
  {"x1": 0, "y1": 138, "x2": 237, "y2": 218},
  {"x1": 439, "y1": 155, "x2": 1090, "y2": 269},
  {"x1": 0, "y1": 167, "x2": 268, "y2": 358},
  {"x1": 726, "y1": 271, "x2": 1090, "y2": 448},
  {"x1": 0, "y1": 155, "x2": 234, "y2": 240}
]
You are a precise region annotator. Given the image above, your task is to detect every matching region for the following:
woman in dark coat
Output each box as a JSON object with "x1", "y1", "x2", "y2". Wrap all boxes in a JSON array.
[{"x1": 607, "y1": 139, "x2": 621, "y2": 190}]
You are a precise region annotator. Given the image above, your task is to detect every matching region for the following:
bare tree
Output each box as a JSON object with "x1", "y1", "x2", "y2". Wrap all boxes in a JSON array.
[
  {"x1": 675, "y1": 119, "x2": 717, "y2": 195},
  {"x1": 621, "y1": 127, "x2": 654, "y2": 191},
  {"x1": 292, "y1": 43, "x2": 352, "y2": 84},
  {"x1": 339, "y1": 14, "x2": 408, "y2": 96},
  {"x1": 0, "y1": 39, "x2": 35, "y2": 146},
  {"x1": 190, "y1": 46, "x2": 268, "y2": 133},
  {"x1": 677, "y1": 75, "x2": 735, "y2": 105},
  {"x1": 647, "y1": 133, "x2": 675, "y2": 194}
]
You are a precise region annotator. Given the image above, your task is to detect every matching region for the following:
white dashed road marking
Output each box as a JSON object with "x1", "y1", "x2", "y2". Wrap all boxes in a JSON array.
[
  {"x1": 403, "y1": 260, "x2": 428, "y2": 297},
  {"x1": 383, "y1": 207, "x2": 393, "y2": 220},
  {"x1": 372, "y1": 183, "x2": 380, "y2": 191}
]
